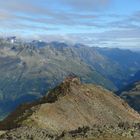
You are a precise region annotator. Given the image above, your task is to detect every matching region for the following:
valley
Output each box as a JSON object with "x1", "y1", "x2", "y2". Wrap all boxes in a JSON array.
[{"x1": 0, "y1": 39, "x2": 140, "y2": 119}]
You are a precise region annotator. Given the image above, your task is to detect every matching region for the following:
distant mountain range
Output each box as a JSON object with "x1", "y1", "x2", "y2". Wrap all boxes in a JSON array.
[{"x1": 0, "y1": 38, "x2": 140, "y2": 119}]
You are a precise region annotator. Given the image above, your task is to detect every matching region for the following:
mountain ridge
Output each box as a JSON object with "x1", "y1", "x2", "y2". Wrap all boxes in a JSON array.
[
  {"x1": 119, "y1": 81, "x2": 140, "y2": 112},
  {"x1": 0, "y1": 76, "x2": 140, "y2": 139},
  {"x1": 0, "y1": 39, "x2": 140, "y2": 119}
]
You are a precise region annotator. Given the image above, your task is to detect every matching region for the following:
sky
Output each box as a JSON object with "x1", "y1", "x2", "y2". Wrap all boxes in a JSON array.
[{"x1": 0, "y1": 0, "x2": 140, "y2": 49}]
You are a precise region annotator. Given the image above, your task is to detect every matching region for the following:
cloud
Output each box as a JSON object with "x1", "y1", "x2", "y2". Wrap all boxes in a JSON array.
[
  {"x1": 60, "y1": 0, "x2": 111, "y2": 11},
  {"x1": 0, "y1": 0, "x2": 139, "y2": 50},
  {"x1": 0, "y1": 10, "x2": 13, "y2": 20},
  {"x1": 0, "y1": 0, "x2": 127, "y2": 31},
  {"x1": 129, "y1": 11, "x2": 140, "y2": 23},
  {"x1": 36, "y1": 28, "x2": 140, "y2": 49}
]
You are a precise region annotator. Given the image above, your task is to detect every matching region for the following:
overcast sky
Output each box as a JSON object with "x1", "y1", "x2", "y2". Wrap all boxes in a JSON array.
[{"x1": 0, "y1": 0, "x2": 140, "y2": 49}]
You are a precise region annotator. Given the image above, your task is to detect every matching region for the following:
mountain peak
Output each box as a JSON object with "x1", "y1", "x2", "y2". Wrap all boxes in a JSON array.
[
  {"x1": 62, "y1": 75, "x2": 81, "y2": 85},
  {"x1": 45, "y1": 75, "x2": 81, "y2": 103},
  {"x1": 1, "y1": 78, "x2": 140, "y2": 132}
]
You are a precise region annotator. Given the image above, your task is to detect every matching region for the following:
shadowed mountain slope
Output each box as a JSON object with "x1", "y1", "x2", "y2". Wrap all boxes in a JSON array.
[{"x1": 120, "y1": 82, "x2": 140, "y2": 112}]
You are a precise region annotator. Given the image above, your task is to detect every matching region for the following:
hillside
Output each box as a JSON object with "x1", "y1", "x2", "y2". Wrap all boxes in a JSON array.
[
  {"x1": 120, "y1": 82, "x2": 140, "y2": 112},
  {"x1": 0, "y1": 77, "x2": 140, "y2": 139},
  {"x1": 129, "y1": 71, "x2": 140, "y2": 83},
  {"x1": 0, "y1": 39, "x2": 140, "y2": 119},
  {"x1": 0, "y1": 40, "x2": 115, "y2": 119},
  {"x1": 95, "y1": 47, "x2": 140, "y2": 89}
]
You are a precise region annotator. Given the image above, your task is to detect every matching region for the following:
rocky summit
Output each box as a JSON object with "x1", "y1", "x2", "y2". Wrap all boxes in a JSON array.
[{"x1": 0, "y1": 76, "x2": 140, "y2": 140}]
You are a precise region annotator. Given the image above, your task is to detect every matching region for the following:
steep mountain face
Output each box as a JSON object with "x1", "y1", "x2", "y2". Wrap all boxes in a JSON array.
[
  {"x1": 51, "y1": 43, "x2": 140, "y2": 89},
  {"x1": 120, "y1": 82, "x2": 140, "y2": 112},
  {"x1": 0, "y1": 77, "x2": 140, "y2": 140},
  {"x1": 0, "y1": 40, "x2": 115, "y2": 119},
  {"x1": 0, "y1": 39, "x2": 140, "y2": 119},
  {"x1": 40, "y1": 43, "x2": 140, "y2": 90},
  {"x1": 92, "y1": 47, "x2": 140, "y2": 89},
  {"x1": 129, "y1": 71, "x2": 140, "y2": 83}
]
